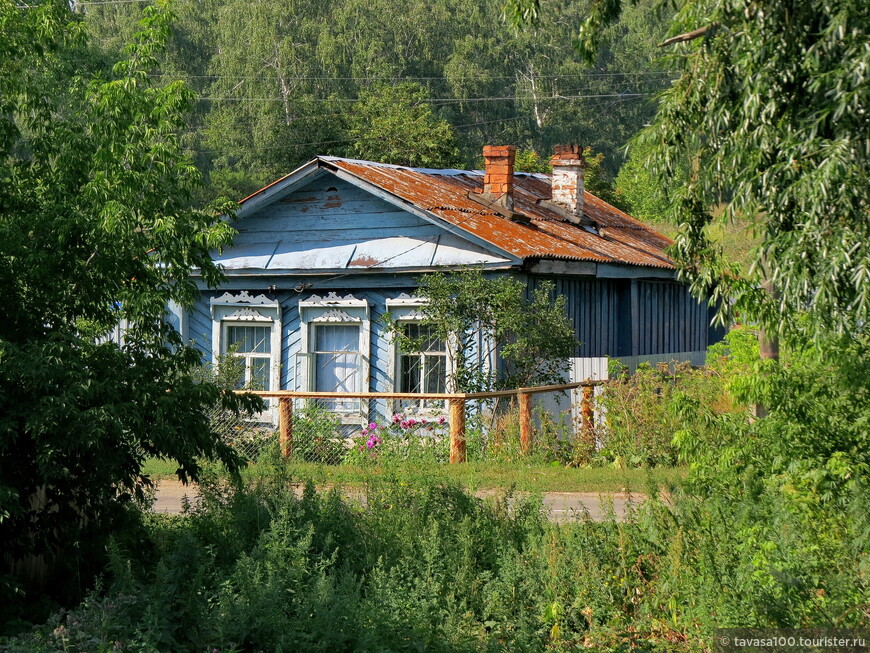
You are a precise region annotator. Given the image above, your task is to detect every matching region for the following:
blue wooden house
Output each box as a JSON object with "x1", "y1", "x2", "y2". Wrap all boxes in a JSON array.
[{"x1": 169, "y1": 145, "x2": 723, "y2": 425}]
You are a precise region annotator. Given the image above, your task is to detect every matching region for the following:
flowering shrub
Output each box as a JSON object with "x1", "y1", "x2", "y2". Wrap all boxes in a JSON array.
[{"x1": 344, "y1": 414, "x2": 449, "y2": 465}]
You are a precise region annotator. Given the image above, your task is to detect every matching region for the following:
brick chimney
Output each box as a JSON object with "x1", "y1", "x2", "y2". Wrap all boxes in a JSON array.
[
  {"x1": 549, "y1": 144, "x2": 586, "y2": 224},
  {"x1": 482, "y1": 145, "x2": 516, "y2": 209}
]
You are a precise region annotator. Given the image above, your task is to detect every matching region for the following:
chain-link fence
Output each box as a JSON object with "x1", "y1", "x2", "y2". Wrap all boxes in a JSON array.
[{"x1": 209, "y1": 384, "x2": 603, "y2": 466}]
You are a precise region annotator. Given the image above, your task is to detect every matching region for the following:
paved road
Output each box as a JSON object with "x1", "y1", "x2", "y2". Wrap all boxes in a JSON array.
[{"x1": 153, "y1": 480, "x2": 640, "y2": 522}]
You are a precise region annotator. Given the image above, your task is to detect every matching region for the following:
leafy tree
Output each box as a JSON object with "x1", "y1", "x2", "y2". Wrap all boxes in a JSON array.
[
  {"x1": 386, "y1": 268, "x2": 578, "y2": 392},
  {"x1": 346, "y1": 83, "x2": 461, "y2": 168},
  {"x1": 81, "y1": 0, "x2": 672, "y2": 193},
  {"x1": 0, "y1": 0, "x2": 259, "y2": 611},
  {"x1": 614, "y1": 134, "x2": 684, "y2": 223},
  {"x1": 512, "y1": 148, "x2": 550, "y2": 173},
  {"x1": 509, "y1": 0, "x2": 870, "y2": 338},
  {"x1": 507, "y1": 0, "x2": 870, "y2": 540}
]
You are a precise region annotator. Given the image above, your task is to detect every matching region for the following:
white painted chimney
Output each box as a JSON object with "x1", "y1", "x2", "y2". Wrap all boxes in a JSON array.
[{"x1": 549, "y1": 144, "x2": 586, "y2": 224}]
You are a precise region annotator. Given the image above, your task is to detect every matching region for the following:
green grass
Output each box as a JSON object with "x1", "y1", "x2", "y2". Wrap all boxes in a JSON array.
[
  {"x1": 142, "y1": 457, "x2": 182, "y2": 478},
  {"x1": 261, "y1": 461, "x2": 682, "y2": 493},
  {"x1": 144, "y1": 457, "x2": 682, "y2": 493}
]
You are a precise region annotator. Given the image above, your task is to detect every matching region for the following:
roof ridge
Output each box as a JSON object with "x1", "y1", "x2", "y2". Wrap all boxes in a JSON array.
[{"x1": 318, "y1": 155, "x2": 547, "y2": 179}]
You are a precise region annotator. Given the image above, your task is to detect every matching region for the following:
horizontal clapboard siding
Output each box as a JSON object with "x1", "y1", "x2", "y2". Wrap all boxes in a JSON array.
[{"x1": 188, "y1": 294, "x2": 213, "y2": 364}]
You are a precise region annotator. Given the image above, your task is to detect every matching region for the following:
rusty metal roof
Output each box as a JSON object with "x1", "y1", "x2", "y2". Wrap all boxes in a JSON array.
[
  {"x1": 241, "y1": 156, "x2": 675, "y2": 270},
  {"x1": 318, "y1": 157, "x2": 674, "y2": 270}
]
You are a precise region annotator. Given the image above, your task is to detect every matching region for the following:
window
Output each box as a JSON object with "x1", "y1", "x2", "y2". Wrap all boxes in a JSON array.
[
  {"x1": 397, "y1": 322, "x2": 447, "y2": 396},
  {"x1": 298, "y1": 293, "x2": 370, "y2": 420},
  {"x1": 387, "y1": 295, "x2": 451, "y2": 413},
  {"x1": 312, "y1": 324, "x2": 361, "y2": 413},
  {"x1": 224, "y1": 323, "x2": 272, "y2": 390},
  {"x1": 210, "y1": 291, "x2": 282, "y2": 421}
]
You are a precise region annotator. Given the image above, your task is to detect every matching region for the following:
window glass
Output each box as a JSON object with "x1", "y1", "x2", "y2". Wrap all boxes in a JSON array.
[
  {"x1": 398, "y1": 323, "x2": 447, "y2": 408},
  {"x1": 224, "y1": 324, "x2": 271, "y2": 391},
  {"x1": 313, "y1": 324, "x2": 360, "y2": 397},
  {"x1": 227, "y1": 325, "x2": 270, "y2": 354}
]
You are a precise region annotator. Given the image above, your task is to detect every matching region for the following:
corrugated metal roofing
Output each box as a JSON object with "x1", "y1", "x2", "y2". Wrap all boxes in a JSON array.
[
  {"x1": 242, "y1": 156, "x2": 675, "y2": 270},
  {"x1": 320, "y1": 157, "x2": 674, "y2": 269}
]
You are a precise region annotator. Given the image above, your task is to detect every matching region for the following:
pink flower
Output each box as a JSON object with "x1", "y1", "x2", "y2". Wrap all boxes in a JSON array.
[
  {"x1": 368, "y1": 422, "x2": 378, "y2": 430},
  {"x1": 400, "y1": 420, "x2": 409, "y2": 429},
  {"x1": 366, "y1": 435, "x2": 382, "y2": 449},
  {"x1": 437, "y1": 416, "x2": 446, "y2": 425},
  {"x1": 407, "y1": 418, "x2": 417, "y2": 426},
  {"x1": 392, "y1": 414, "x2": 402, "y2": 423}
]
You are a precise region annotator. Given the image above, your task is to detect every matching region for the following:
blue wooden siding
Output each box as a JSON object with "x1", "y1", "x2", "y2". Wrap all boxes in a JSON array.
[
  {"x1": 187, "y1": 274, "x2": 719, "y2": 393},
  {"x1": 530, "y1": 275, "x2": 716, "y2": 358},
  {"x1": 189, "y1": 294, "x2": 213, "y2": 364},
  {"x1": 529, "y1": 276, "x2": 621, "y2": 357},
  {"x1": 635, "y1": 281, "x2": 709, "y2": 356},
  {"x1": 215, "y1": 176, "x2": 509, "y2": 272}
]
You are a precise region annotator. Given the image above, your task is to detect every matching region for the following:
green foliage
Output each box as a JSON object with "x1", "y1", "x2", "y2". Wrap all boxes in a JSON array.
[
  {"x1": 288, "y1": 403, "x2": 347, "y2": 465},
  {"x1": 513, "y1": 148, "x2": 550, "y2": 173},
  {"x1": 2, "y1": 472, "x2": 866, "y2": 651},
  {"x1": 596, "y1": 332, "x2": 754, "y2": 467},
  {"x1": 578, "y1": 148, "x2": 620, "y2": 206},
  {"x1": 0, "y1": 0, "x2": 260, "y2": 617},
  {"x1": 675, "y1": 332, "x2": 870, "y2": 509},
  {"x1": 81, "y1": 0, "x2": 671, "y2": 192},
  {"x1": 346, "y1": 82, "x2": 461, "y2": 168},
  {"x1": 386, "y1": 268, "x2": 578, "y2": 392},
  {"x1": 527, "y1": 0, "x2": 870, "y2": 337},
  {"x1": 614, "y1": 133, "x2": 683, "y2": 223}
]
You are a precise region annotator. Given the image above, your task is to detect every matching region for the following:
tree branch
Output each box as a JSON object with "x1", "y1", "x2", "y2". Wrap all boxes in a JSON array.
[{"x1": 658, "y1": 25, "x2": 712, "y2": 47}]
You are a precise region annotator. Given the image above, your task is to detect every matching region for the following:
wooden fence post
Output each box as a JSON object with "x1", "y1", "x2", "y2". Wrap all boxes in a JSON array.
[
  {"x1": 449, "y1": 398, "x2": 466, "y2": 464},
  {"x1": 581, "y1": 384, "x2": 595, "y2": 443},
  {"x1": 279, "y1": 397, "x2": 293, "y2": 458},
  {"x1": 519, "y1": 391, "x2": 532, "y2": 454}
]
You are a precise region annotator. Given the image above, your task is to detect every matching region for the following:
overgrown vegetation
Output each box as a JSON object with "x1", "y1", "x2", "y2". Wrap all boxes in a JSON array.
[
  {"x1": 593, "y1": 328, "x2": 756, "y2": 466},
  {"x1": 3, "y1": 0, "x2": 868, "y2": 646},
  {"x1": 1, "y1": 468, "x2": 865, "y2": 652},
  {"x1": 0, "y1": 0, "x2": 262, "y2": 620}
]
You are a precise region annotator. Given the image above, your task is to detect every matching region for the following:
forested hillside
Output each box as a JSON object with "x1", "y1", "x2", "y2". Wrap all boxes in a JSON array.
[{"x1": 82, "y1": 0, "x2": 669, "y2": 200}]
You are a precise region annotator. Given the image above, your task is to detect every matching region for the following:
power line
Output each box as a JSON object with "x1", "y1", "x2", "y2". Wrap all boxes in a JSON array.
[
  {"x1": 197, "y1": 92, "x2": 653, "y2": 103},
  {"x1": 149, "y1": 71, "x2": 676, "y2": 81}
]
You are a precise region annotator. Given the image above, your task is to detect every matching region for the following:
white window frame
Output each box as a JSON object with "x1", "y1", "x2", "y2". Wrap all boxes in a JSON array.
[
  {"x1": 211, "y1": 291, "x2": 282, "y2": 422},
  {"x1": 221, "y1": 322, "x2": 273, "y2": 390},
  {"x1": 386, "y1": 294, "x2": 455, "y2": 415},
  {"x1": 298, "y1": 293, "x2": 370, "y2": 422}
]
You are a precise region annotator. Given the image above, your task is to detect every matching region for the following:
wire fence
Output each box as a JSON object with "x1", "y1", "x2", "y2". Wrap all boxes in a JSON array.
[{"x1": 209, "y1": 383, "x2": 603, "y2": 466}]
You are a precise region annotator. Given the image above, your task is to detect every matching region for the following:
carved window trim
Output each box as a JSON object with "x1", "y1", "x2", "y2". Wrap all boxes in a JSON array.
[
  {"x1": 210, "y1": 292, "x2": 282, "y2": 421},
  {"x1": 297, "y1": 293, "x2": 370, "y2": 422}
]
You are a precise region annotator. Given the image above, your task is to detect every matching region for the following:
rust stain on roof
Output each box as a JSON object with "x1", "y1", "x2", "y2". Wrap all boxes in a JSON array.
[
  {"x1": 347, "y1": 255, "x2": 381, "y2": 267},
  {"x1": 322, "y1": 158, "x2": 674, "y2": 269}
]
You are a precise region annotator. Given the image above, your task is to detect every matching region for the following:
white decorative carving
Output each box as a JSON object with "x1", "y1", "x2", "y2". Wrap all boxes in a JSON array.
[
  {"x1": 224, "y1": 307, "x2": 272, "y2": 322},
  {"x1": 300, "y1": 292, "x2": 367, "y2": 308},
  {"x1": 211, "y1": 290, "x2": 276, "y2": 306},
  {"x1": 309, "y1": 309, "x2": 361, "y2": 323},
  {"x1": 385, "y1": 293, "x2": 428, "y2": 308}
]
